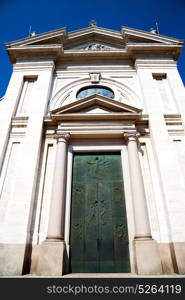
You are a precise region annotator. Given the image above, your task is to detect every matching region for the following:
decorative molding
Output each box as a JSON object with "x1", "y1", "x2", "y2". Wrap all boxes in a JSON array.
[
  {"x1": 13, "y1": 60, "x2": 55, "y2": 72},
  {"x1": 49, "y1": 77, "x2": 142, "y2": 111},
  {"x1": 50, "y1": 94, "x2": 142, "y2": 115}
]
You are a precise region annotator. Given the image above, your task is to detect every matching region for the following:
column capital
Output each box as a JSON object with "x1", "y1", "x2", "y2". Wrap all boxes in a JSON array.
[
  {"x1": 123, "y1": 132, "x2": 140, "y2": 142},
  {"x1": 53, "y1": 132, "x2": 70, "y2": 143}
]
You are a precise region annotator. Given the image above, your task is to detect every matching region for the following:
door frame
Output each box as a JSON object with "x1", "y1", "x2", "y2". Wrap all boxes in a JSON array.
[{"x1": 64, "y1": 141, "x2": 136, "y2": 274}]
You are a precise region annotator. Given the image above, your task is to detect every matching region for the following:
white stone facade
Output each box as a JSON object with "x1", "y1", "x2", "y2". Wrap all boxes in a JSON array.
[{"x1": 0, "y1": 25, "x2": 185, "y2": 276}]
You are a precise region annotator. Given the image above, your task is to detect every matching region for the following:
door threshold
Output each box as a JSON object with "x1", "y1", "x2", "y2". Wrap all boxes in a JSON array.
[
  {"x1": 63, "y1": 273, "x2": 134, "y2": 278},
  {"x1": 63, "y1": 273, "x2": 184, "y2": 278}
]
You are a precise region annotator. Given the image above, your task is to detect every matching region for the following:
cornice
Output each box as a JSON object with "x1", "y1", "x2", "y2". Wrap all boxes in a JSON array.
[
  {"x1": 50, "y1": 93, "x2": 142, "y2": 116},
  {"x1": 7, "y1": 25, "x2": 183, "y2": 47},
  {"x1": 121, "y1": 26, "x2": 183, "y2": 45},
  {"x1": 7, "y1": 44, "x2": 182, "y2": 65},
  {"x1": 6, "y1": 25, "x2": 183, "y2": 64},
  {"x1": 6, "y1": 27, "x2": 67, "y2": 47},
  {"x1": 13, "y1": 59, "x2": 55, "y2": 72},
  {"x1": 50, "y1": 113, "x2": 142, "y2": 121},
  {"x1": 67, "y1": 26, "x2": 123, "y2": 42},
  {"x1": 135, "y1": 58, "x2": 177, "y2": 69},
  {"x1": 8, "y1": 45, "x2": 63, "y2": 64}
]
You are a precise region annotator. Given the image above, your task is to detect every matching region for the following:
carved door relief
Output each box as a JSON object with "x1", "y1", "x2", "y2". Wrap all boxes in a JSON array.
[{"x1": 70, "y1": 152, "x2": 130, "y2": 273}]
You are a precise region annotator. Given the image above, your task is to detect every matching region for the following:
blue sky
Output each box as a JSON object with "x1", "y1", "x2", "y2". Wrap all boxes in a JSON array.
[{"x1": 0, "y1": 0, "x2": 185, "y2": 97}]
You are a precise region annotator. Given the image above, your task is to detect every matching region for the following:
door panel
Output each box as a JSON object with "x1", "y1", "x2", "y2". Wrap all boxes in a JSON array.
[{"x1": 70, "y1": 152, "x2": 130, "y2": 273}]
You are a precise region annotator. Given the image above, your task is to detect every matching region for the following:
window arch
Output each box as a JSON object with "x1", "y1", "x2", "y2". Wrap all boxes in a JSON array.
[{"x1": 76, "y1": 86, "x2": 114, "y2": 100}]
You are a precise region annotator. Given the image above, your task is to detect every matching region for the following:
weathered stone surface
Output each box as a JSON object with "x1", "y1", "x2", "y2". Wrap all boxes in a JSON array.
[
  {"x1": 30, "y1": 241, "x2": 65, "y2": 276},
  {"x1": 158, "y1": 243, "x2": 175, "y2": 274},
  {"x1": 0, "y1": 244, "x2": 25, "y2": 276},
  {"x1": 173, "y1": 242, "x2": 185, "y2": 274},
  {"x1": 134, "y1": 239, "x2": 163, "y2": 275}
]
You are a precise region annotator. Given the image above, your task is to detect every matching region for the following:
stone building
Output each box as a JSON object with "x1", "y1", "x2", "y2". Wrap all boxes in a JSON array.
[{"x1": 0, "y1": 24, "x2": 185, "y2": 276}]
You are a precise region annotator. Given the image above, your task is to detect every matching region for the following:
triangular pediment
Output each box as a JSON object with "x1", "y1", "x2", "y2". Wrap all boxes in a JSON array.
[
  {"x1": 50, "y1": 94, "x2": 142, "y2": 115},
  {"x1": 6, "y1": 25, "x2": 182, "y2": 63},
  {"x1": 6, "y1": 27, "x2": 67, "y2": 47},
  {"x1": 7, "y1": 25, "x2": 182, "y2": 48},
  {"x1": 121, "y1": 26, "x2": 182, "y2": 45}
]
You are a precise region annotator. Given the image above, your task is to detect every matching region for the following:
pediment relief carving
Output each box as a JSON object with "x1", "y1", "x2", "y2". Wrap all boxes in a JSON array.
[{"x1": 68, "y1": 42, "x2": 122, "y2": 51}]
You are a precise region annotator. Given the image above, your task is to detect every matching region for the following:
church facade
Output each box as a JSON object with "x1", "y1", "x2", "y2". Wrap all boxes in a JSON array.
[{"x1": 0, "y1": 24, "x2": 185, "y2": 276}]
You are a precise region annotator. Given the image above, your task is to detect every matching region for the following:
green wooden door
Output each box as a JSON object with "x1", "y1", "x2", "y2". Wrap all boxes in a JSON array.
[{"x1": 70, "y1": 152, "x2": 130, "y2": 273}]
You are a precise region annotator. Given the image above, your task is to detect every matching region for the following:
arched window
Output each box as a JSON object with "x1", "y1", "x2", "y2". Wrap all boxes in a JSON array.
[{"x1": 76, "y1": 86, "x2": 114, "y2": 100}]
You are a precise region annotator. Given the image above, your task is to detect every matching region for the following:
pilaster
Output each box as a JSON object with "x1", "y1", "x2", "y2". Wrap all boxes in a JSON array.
[
  {"x1": 135, "y1": 59, "x2": 185, "y2": 273},
  {"x1": 31, "y1": 132, "x2": 70, "y2": 276},
  {"x1": 0, "y1": 60, "x2": 55, "y2": 275},
  {"x1": 0, "y1": 71, "x2": 23, "y2": 169},
  {"x1": 167, "y1": 66, "x2": 185, "y2": 130}
]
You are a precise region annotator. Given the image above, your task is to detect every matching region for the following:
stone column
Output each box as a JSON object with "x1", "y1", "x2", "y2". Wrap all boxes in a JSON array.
[
  {"x1": 124, "y1": 132, "x2": 163, "y2": 275},
  {"x1": 31, "y1": 132, "x2": 70, "y2": 276},
  {"x1": 47, "y1": 132, "x2": 70, "y2": 240},
  {"x1": 126, "y1": 133, "x2": 151, "y2": 239}
]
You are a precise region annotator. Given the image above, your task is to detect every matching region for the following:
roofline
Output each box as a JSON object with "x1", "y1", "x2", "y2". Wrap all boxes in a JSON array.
[
  {"x1": 122, "y1": 26, "x2": 184, "y2": 44},
  {"x1": 6, "y1": 24, "x2": 184, "y2": 47},
  {"x1": 68, "y1": 25, "x2": 122, "y2": 38},
  {"x1": 6, "y1": 27, "x2": 67, "y2": 47}
]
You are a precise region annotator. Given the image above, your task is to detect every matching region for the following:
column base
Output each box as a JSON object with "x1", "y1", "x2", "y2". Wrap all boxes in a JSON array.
[
  {"x1": 134, "y1": 238, "x2": 163, "y2": 275},
  {"x1": 30, "y1": 240, "x2": 66, "y2": 276}
]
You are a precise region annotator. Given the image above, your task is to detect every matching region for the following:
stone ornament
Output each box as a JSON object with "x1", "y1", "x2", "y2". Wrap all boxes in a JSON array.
[
  {"x1": 89, "y1": 73, "x2": 101, "y2": 83},
  {"x1": 83, "y1": 43, "x2": 111, "y2": 51},
  {"x1": 123, "y1": 132, "x2": 140, "y2": 142},
  {"x1": 53, "y1": 132, "x2": 70, "y2": 142}
]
